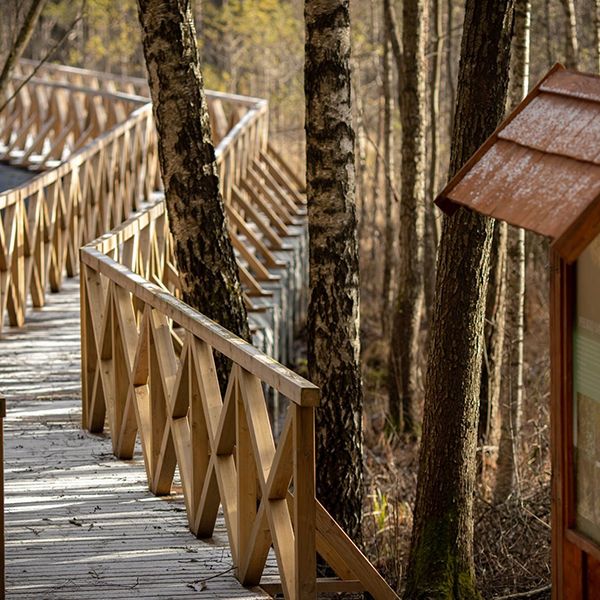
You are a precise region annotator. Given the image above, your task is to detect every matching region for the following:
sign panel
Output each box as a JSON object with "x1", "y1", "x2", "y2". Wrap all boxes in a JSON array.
[{"x1": 574, "y1": 234, "x2": 600, "y2": 543}]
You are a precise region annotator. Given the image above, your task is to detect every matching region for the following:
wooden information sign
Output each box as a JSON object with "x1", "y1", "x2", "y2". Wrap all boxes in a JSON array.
[{"x1": 436, "y1": 64, "x2": 600, "y2": 598}]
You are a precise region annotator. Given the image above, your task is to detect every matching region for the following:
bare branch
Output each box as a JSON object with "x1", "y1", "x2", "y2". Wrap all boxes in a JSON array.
[{"x1": 0, "y1": 5, "x2": 85, "y2": 114}]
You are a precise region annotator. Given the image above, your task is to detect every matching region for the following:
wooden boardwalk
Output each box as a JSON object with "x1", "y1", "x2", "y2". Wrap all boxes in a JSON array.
[
  {"x1": 0, "y1": 64, "x2": 400, "y2": 600},
  {"x1": 1, "y1": 276, "x2": 270, "y2": 599}
]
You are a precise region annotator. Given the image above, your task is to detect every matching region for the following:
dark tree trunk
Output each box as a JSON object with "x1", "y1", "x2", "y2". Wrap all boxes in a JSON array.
[
  {"x1": 381, "y1": 5, "x2": 395, "y2": 336},
  {"x1": 405, "y1": 0, "x2": 515, "y2": 597},
  {"x1": 305, "y1": 0, "x2": 363, "y2": 544},
  {"x1": 387, "y1": 0, "x2": 427, "y2": 436},
  {"x1": 136, "y1": 0, "x2": 250, "y2": 382}
]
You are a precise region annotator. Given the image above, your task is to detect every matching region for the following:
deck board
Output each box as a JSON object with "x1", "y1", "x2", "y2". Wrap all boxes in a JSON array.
[{"x1": 1, "y1": 277, "x2": 271, "y2": 599}]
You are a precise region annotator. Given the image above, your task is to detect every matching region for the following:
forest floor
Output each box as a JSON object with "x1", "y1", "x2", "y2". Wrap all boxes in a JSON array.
[{"x1": 357, "y1": 236, "x2": 552, "y2": 599}]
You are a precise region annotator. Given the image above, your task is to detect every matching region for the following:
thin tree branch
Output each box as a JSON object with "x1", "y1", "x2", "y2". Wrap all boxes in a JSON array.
[
  {"x1": 0, "y1": 5, "x2": 85, "y2": 114},
  {"x1": 0, "y1": 0, "x2": 48, "y2": 103},
  {"x1": 364, "y1": 128, "x2": 401, "y2": 204},
  {"x1": 493, "y1": 584, "x2": 552, "y2": 600}
]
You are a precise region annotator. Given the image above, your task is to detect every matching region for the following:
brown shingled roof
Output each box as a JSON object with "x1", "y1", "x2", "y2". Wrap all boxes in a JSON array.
[{"x1": 435, "y1": 64, "x2": 600, "y2": 262}]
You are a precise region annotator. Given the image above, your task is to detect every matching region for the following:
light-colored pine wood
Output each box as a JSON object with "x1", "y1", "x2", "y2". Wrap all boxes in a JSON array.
[
  {"x1": 0, "y1": 60, "x2": 400, "y2": 600},
  {"x1": 0, "y1": 277, "x2": 272, "y2": 599},
  {"x1": 293, "y1": 404, "x2": 316, "y2": 599}
]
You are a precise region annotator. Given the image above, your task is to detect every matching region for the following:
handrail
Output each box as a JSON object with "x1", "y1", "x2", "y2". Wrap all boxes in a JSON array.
[
  {"x1": 10, "y1": 75, "x2": 150, "y2": 105},
  {"x1": 74, "y1": 68, "x2": 396, "y2": 598}
]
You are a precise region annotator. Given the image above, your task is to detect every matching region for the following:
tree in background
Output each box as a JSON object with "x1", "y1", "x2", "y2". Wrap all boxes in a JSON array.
[
  {"x1": 424, "y1": 0, "x2": 444, "y2": 319},
  {"x1": 495, "y1": 0, "x2": 531, "y2": 505},
  {"x1": 560, "y1": 0, "x2": 579, "y2": 68},
  {"x1": 405, "y1": 0, "x2": 515, "y2": 596},
  {"x1": 381, "y1": 0, "x2": 395, "y2": 335},
  {"x1": 305, "y1": 0, "x2": 363, "y2": 543},
  {"x1": 387, "y1": 0, "x2": 428, "y2": 436},
  {"x1": 0, "y1": 0, "x2": 48, "y2": 107},
  {"x1": 136, "y1": 0, "x2": 250, "y2": 384},
  {"x1": 595, "y1": 0, "x2": 600, "y2": 72}
]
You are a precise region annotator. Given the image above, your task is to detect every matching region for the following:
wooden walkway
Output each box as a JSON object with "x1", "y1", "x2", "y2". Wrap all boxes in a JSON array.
[
  {"x1": 0, "y1": 63, "x2": 400, "y2": 600},
  {"x1": 1, "y1": 275, "x2": 270, "y2": 598}
]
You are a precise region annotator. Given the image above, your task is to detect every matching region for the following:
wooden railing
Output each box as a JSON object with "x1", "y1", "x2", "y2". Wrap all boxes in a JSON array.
[
  {"x1": 0, "y1": 64, "x2": 306, "y2": 351},
  {"x1": 1, "y1": 62, "x2": 397, "y2": 598},
  {"x1": 0, "y1": 81, "x2": 158, "y2": 331},
  {"x1": 80, "y1": 203, "x2": 398, "y2": 600}
]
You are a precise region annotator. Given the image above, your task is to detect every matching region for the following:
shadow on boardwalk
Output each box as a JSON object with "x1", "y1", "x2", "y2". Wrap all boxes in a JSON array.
[{"x1": 1, "y1": 277, "x2": 270, "y2": 599}]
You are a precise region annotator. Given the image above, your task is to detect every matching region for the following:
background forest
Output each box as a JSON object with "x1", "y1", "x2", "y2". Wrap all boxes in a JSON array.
[{"x1": 2, "y1": 0, "x2": 599, "y2": 597}]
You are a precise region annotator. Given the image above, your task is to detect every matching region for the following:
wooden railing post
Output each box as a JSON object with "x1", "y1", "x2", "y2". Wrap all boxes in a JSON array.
[{"x1": 293, "y1": 403, "x2": 316, "y2": 599}]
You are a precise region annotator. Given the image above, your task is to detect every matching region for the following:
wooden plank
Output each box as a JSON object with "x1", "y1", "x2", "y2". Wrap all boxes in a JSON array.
[
  {"x1": 238, "y1": 368, "x2": 276, "y2": 486},
  {"x1": 293, "y1": 404, "x2": 316, "y2": 599},
  {"x1": 259, "y1": 150, "x2": 305, "y2": 209},
  {"x1": 260, "y1": 578, "x2": 363, "y2": 596},
  {"x1": 266, "y1": 500, "x2": 296, "y2": 600},
  {"x1": 237, "y1": 370, "x2": 259, "y2": 579},
  {"x1": 0, "y1": 280, "x2": 271, "y2": 599},
  {"x1": 231, "y1": 185, "x2": 285, "y2": 250},
  {"x1": 541, "y1": 68, "x2": 600, "y2": 104},
  {"x1": 266, "y1": 142, "x2": 305, "y2": 192},
  {"x1": 238, "y1": 500, "x2": 272, "y2": 586}
]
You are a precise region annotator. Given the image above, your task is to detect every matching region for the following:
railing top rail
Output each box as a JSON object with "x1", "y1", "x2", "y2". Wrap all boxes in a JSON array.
[
  {"x1": 18, "y1": 57, "x2": 150, "y2": 87},
  {"x1": 215, "y1": 98, "x2": 267, "y2": 158},
  {"x1": 11, "y1": 75, "x2": 150, "y2": 105},
  {"x1": 80, "y1": 241, "x2": 319, "y2": 407},
  {"x1": 17, "y1": 59, "x2": 265, "y2": 107}
]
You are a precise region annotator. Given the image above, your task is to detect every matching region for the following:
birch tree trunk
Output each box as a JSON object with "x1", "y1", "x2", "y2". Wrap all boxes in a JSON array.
[
  {"x1": 478, "y1": 220, "x2": 507, "y2": 489},
  {"x1": 545, "y1": 0, "x2": 553, "y2": 69},
  {"x1": 0, "y1": 0, "x2": 47, "y2": 108},
  {"x1": 560, "y1": 0, "x2": 579, "y2": 68},
  {"x1": 370, "y1": 97, "x2": 383, "y2": 263},
  {"x1": 305, "y1": 0, "x2": 363, "y2": 543},
  {"x1": 405, "y1": 0, "x2": 515, "y2": 596},
  {"x1": 136, "y1": 0, "x2": 250, "y2": 385},
  {"x1": 353, "y1": 62, "x2": 368, "y2": 242},
  {"x1": 495, "y1": 0, "x2": 530, "y2": 504},
  {"x1": 446, "y1": 0, "x2": 456, "y2": 137},
  {"x1": 388, "y1": 0, "x2": 427, "y2": 436}
]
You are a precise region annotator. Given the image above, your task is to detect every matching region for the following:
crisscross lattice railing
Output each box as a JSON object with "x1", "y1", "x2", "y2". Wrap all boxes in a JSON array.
[
  {"x1": 0, "y1": 61, "x2": 398, "y2": 598},
  {"x1": 80, "y1": 201, "x2": 398, "y2": 600},
  {"x1": 0, "y1": 78, "x2": 158, "y2": 331},
  {"x1": 0, "y1": 63, "x2": 307, "y2": 351}
]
